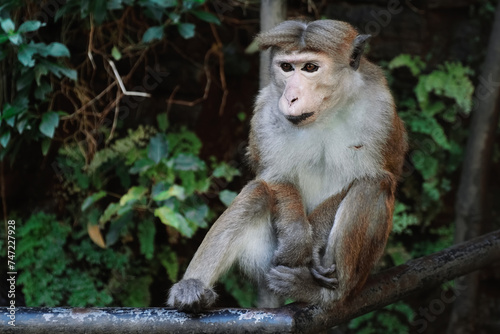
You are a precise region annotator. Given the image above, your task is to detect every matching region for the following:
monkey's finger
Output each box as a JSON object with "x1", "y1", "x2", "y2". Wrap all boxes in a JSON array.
[{"x1": 311, "y1": 268, "x2": 338, "y2": 289}]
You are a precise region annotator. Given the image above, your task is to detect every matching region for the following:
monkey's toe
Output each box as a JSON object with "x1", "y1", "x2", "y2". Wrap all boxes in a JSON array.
[{"x1": 311, "y1": 265, "x2": 338, "y2": 289}]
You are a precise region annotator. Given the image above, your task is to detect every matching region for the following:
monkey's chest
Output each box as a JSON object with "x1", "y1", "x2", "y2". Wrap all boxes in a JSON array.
[
  {"x1": 259, "y1": 122, "x2": 382, "y2": 213},
  {"x1": 295, "y1": 163, "x2": 351, "y2": 214}
]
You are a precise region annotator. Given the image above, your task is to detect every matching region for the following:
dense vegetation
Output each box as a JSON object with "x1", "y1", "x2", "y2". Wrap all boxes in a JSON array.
[{"x1": 1, "y1": 1, "x2": 498, "y2": 333}]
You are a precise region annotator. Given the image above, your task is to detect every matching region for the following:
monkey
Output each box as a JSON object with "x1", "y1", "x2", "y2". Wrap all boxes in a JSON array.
[{"x1": 167, "y1": 19, "x2": 408, "y2": 312}]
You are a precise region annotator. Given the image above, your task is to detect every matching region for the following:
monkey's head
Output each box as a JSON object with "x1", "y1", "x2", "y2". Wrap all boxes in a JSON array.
[{"x1": 257, "y1": 20, "x2": 370, "y2": 126}]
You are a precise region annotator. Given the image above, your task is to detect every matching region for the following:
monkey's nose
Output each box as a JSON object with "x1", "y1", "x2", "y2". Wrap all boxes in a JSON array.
[{"x1": 289, "y1": 97, "x2": 298, "y2": 106}]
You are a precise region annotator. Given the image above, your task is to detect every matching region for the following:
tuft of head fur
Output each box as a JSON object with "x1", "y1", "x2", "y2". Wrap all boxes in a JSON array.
[{"x1": 256, "y1": 20, "x2": 359, "y2": 63}]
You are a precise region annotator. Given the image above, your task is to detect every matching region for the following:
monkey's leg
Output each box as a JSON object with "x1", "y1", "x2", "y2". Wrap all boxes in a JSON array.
[
  {"x1": 267, "y1": 178, "x2": 394, "y2": 306},
  {"x1": 318, "y1": 178, "x2": 394, "y2": 303},
  {"x1": 168, "y1": 180, "x2": 275, "y2": 312},
  {"x1": 270, "y1": 183, "x2": 313, "y2": 267}
]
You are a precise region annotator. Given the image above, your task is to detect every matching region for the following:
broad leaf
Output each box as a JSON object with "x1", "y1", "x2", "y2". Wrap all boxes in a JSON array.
[
  {"x1": 191, "y1": 10, "x2": 220, "y2": 25},
  {"x1": 81, "y1": 191, "x2": 107, "y2": 211},
  {"x1": 177, "y1": 23, "x2": 195, "y2": 39},
  {"x1": 219, "y1": 190, "x2": 237, "y2": 207},
  {"x1": 18, "y1": 20, "x2": 43, "y2": 33},
  {"x1": 105, "y1": 212, "x2": 132, "y2": 247},
  {"x1": 154, "y1": 207, "x2": 194, "y2": 237},
  {"x1": 40, "y1": 59, "x2": 77, "y2": 80},
  {"x1": 0, "y1": 18, "x2": 15, "y2": 33},
  {"x1": 173, "y1": 153, "x2": 205, "y2": 171},
  {"x1": 0, "y1": 131, "x2": 11, "y2": 148},
  {"x1": 44, "y1": 42, "x2": 70, "y2": 57},
  {"x1": 142, "y1": 26, "x2": 164, "y2": 43},
  {"x1": 41, "y1": 137, "x2": 51, "y2": 156},
  {"x1": 119, "y1": 186, "x2": 148, "y2": 206},
  {"x1": 184, "y1": 204, "x2": 208, "y2": 228},
  {"x1": 153, "y1": 184, "x2": 186, "y2": 201},
  {"x1": 147, "y1": 133, "x2": 169, "y2": 164},
  {"x1": 99, "y1": 202, "x2": 120, "y2": 224},
  {"x1": 39, "y1": 111, "x2": 59, "y2": 138}
]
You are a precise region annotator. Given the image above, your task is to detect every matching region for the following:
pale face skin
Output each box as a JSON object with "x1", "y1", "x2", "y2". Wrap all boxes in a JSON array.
[{"x1": 273, "y1": 51, "x2": 337, "y2": 126}]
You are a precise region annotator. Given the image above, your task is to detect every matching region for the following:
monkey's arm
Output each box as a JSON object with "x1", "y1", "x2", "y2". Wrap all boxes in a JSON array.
[
  {"x1": 271, "y1": 183, "x2": 313, "y2": 267},
  {"x1": 168, "y1": 180, "x2": 274, "y2": 312},
  {"x1": 267, "y1": 177, "x2": 395, "y2": 306}
]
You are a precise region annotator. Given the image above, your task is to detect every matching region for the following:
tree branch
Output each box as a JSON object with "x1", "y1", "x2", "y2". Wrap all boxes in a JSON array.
[{"x1": 2, "y1": 230, "x2": 499, "y2": 334}]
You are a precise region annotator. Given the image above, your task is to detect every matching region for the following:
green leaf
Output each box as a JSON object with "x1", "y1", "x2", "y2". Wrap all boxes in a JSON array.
[
  {"x1": 16, "y1": 117, "x2": 28, "y2": 134},
  {"x1": 160, "y1": 247, "x2": 179, "y2": 283},
  {"x1": 99, "y1": 202, "x2": 120, "y2": 224},
  {"x1": 154, "y1": 207, "x2": 194, "y2": 237},
  {"x1": 39, "y1": 111, "x2": 59, "y2": 138},
  {"x1": 168, "y1": 12, "x2": 181, "y2": 24},
  {"x1": 388, "y1": 54, "x2": 425, "y2": 76},
  {"x1": 138, "y1": 219, "x2": 156, "y2": 260},
  {"x1": 212, "y1": 162, "x2": 241, "y2": 182},
  {"x1": 184, "y1": 204, "x2": 208, "y2": 228},
  {"x1": 0, "y1": 34, "x2": 9, "y2": 44},
  {"x1": 191, "y1": 10, "x2": 221, "y2": 25},
  {"x1": 18, "y1": 20, "x2": 43, "y2": 33},
  {"x1": 17, "y1": 70, "x2": 35, "y2": 91},
  {"x1": 177, "y1": 23, "x2": 195, "y2": 39},
  {"x1": 148, "y1": 133, "x2": 169, "y2": 164},
  {"x1": 81, "y1": 191, "x2": 107, "y2": 211},
  {"x1": 40, "y1": 59, "x2": 77, "y2": 80},
  {"x1": 157, "y1": 112, "x2": 169, "y2": 131},
  {"x1": 90, "y1": 0, "x2": 108, "y2": 24},
  {"x1": 0, "y1": 131, "x2": 11, "y2": 148},
  {"x1": 411, "y1": 151, "x2": 439, "y2": 180},
  {"x1": 35, "y1": 80, "x2": 52, "y2": 100},
  {"x1": 142, "y1": 25, "x2": 164, "y2": 43},
  {"x1": 129, "y1": 158, "x2": 154, "y2": 174},
  {"x1": 392, "y1": 202, "x2": 419, "y2": 234},
  {"x1": 17, "y1": 43, "x2": 37, "y2": 67},
  {"x1": 41, "y1": 137, "x2": 51, "y2": 156},
  {"x1": 119, "y1": 186, "x2": 148, "y2": 206},
  {"x1": 153, "y1": 184, "x2": 186, "y2": 201},
  {"x1": 44, "y1": 42, "x2": 70, "y2": 57},
  {"x1": 0, "y1": 18, "x2": 15, "y2": 33},
  {"x1": 106, "y1": 211, "x2": 132, "y2": 246},
  {"x1": 111, "y1": 45, "x2": 122, "y2": 60},
  {"x1": 219, "y1": 190, "x2": 237, "y2": 207},
  {"x1": 173, "y1": 153, "x2": 205, "y2": 171},
  {"x1": 1, "y1": 104, "x2": 22, "y2": 120}
]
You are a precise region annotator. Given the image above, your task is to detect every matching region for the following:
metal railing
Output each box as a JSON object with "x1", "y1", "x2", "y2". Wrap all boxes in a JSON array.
[{"x1": 2, "y1": 230, "x2": 499, "y2": 334}]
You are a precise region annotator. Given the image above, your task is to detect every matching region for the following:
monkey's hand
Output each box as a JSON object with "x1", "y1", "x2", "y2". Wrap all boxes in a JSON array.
[{"x1": 167, "y1": 278, "x2": 217, "y2": 313}]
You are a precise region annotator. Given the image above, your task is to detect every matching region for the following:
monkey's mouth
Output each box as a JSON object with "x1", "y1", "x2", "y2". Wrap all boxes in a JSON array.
[{"x1": 285, "y1": 112, "x2": 314, "y2": 125}]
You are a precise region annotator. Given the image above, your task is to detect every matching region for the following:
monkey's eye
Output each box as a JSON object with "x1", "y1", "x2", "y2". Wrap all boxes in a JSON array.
[
  {"x1": 302, "y1": 63, "x2": 319, "y2": 72},
  {"x1": 280, "y1": 63, "x2": 293, "y2": 72}
]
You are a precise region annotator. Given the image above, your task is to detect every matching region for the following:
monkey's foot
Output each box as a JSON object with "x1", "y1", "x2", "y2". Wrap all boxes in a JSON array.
[
  {"x1": 311, "y1": 264, "x2": 338, "y2": 289},
  {"x1": 167, "y1": 278, "x2": 217, "y2": 313},
  {"x1": 266, "y1": 265, "x2": 322, "y2": 303}
]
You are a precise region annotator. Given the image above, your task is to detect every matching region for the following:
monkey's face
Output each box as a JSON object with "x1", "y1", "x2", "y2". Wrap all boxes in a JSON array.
[{"x1": 273, "y1": 50, "x2": 347, "y2": 126}]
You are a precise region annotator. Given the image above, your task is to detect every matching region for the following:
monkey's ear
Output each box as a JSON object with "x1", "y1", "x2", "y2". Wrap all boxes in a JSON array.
[{"x1": 350, "y1": 34, "x2": 371, "y2": 70}]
